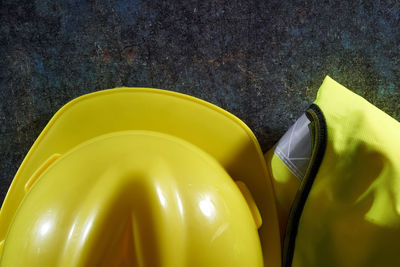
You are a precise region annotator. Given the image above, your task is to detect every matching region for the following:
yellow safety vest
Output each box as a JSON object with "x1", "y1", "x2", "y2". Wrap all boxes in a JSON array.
[{"x1": 266, "y1": 76, "x2": 400, "y2": 267}]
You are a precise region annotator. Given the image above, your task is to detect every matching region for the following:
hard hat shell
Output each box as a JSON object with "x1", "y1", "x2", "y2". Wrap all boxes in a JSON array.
[
  {"x1": 1, "y1": 130, "x2": 263, "y2": 266},
  {"x1": 0, "y1": 88, "x2": 281, "y2": 266}
]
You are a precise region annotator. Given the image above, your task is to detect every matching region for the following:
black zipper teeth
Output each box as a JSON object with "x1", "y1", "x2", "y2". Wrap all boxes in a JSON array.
[{"x1": 282, "y1": 103, "x2": 327, "y2": 267}]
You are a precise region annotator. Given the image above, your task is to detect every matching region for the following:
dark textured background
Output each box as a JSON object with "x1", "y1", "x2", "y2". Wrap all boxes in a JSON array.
[{"x1": 1, "y1": 0, "x2": 399, "y2": 204}]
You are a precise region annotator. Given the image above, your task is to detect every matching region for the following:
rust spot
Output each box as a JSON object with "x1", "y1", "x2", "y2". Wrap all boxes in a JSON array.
[
  {"x1": 102, "y1": 49, "x2": 111, "y2": 62},
  {"x1": 123, "y1": 46, "x2": 138, "y2": 63},
  {"x1": 208, "y1": 59, "x2": 220, "y2": 67},
  {"x1": 237, "y1": 64, "x2": 257, "y2": 81},
  {"x1": 238, "y1": 64, "x2": 246, "y2": 73},
  {"x1": 222, "y1": 54, "x2": 234, "y2": 63},
  {"x1": 192, "y1": 55, "x2": 205, "y2": 65},
  {"x1": 93, "y1": 44, "x2": 112, "y2": 62},
  {"x1": 297, "y1": 7, "x2": 308, "y2": 16}
]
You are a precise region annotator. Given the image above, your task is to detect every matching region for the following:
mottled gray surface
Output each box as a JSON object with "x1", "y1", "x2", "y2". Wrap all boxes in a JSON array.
[{"x1": 1, "y1": 0, "x2": 400, "y2": 204}]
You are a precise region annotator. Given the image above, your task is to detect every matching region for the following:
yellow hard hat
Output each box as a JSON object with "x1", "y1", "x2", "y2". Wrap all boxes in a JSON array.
[{"x1": 0, "y1": 89, "x2": 281, "y2": 266}]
